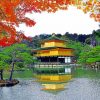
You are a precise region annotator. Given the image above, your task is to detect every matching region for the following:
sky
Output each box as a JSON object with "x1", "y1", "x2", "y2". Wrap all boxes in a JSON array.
[{"x1": 16, "y1": 6, "x2": 99, "y2": 37}]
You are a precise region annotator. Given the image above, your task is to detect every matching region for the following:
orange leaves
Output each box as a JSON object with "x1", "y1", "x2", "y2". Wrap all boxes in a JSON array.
[
  {"x1": 0, "y1": 0, "x2": 40, "y2": 26},
  {"x1": 0, "y1": 22, "x2": 16, "y2": 36},
  {"x1": 0, "y1": 22, "x2": 17, "y2": 47},
  {"x1": 0, "y1": 1, "x2": 13, "y2": 16},
  {"x1": 11, "y1": 0, "x2": 21, "y2": 6},
  {"x1": 23, "y1": 0, "x2": 100, "y2": 22},
  {"x1": 0, "y1": 0, "x2": 100, "y2": 47},
  {"x1": 0, "y1": 0, "x2": 39, "y2": 47},
  {"x1": 73, "y1": 0, "x2": 100, "y2": 22},
  {"x1": 0, "y1": 31, "x2": 30, "y2": 47},
  {"x1": 32, "y1": 0, "x2": 69, "y2": 12},
  {"x1": 19, "y1": 18, "x2": 36, "y2": 27},
  {"x1": 90, "y1": 13, "x2": 96, "y2": 18},
  {"x1": 56, "y1": 0, "x2": 65, "y2": 5},
  {"x1": 94, "y1": 14, "x2": 100, "y2": 22},
  {"x1": 0, "y1": 0, "x2": 99, "y2": 28},
  {"x1": 0, "y1": 35, "x2": 15, "y2": 47},
  {"x1": 90, "y1": 13, "x2": 100, "y2": 22}
]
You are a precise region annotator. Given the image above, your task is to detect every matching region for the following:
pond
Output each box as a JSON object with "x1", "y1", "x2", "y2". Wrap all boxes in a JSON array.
[{"x1": 0, "y1": 69, "x2": 100, "y2": 100}]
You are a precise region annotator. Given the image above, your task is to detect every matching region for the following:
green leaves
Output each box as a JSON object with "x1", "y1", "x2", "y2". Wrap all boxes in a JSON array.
[
  {"x1": 0, "y1": 61, "x2": 5, "y2": 69},
  {"x1": 0, "y1": 43, "x2": 34, "y2": 69},
  {"x1": 18, "y1": 52, "x2": 33, "y2": 64},
  {"x1": 0, "y1": 52, "x2": 10, "y2": 70},
  {"x1": 0, "y1": 61, "x2": 8, "y2": 70},
  {"x1": 67, "y1": 40, "x2": 84, "y2": 59},
  {"x1": 78, "y1": 46, "x2": 100, "y2": 64}
]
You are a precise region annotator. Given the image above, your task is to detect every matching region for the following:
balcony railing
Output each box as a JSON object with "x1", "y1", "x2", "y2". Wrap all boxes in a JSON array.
[{"x1": 34, "y1": 62, "x2": 72, "y2": 68}]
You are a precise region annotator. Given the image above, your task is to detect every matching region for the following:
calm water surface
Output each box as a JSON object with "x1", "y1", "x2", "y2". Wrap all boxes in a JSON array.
[{"x1": 0, "y1": 78, "x2": 100, "y2": 100}]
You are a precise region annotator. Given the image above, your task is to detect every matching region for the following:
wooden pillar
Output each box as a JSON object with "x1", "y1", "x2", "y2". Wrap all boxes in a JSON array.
[
  {"x1": 57, "y1": 57, "x2": 58, "y2": 62},
  {"x1": 49, "y1": 57, "x2": 50, "y2": 62}
]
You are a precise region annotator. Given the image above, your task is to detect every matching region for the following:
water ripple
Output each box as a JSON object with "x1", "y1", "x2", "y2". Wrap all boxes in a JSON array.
[{"x1": 0, "y1": 78, "x2": 100, "y2": 100}]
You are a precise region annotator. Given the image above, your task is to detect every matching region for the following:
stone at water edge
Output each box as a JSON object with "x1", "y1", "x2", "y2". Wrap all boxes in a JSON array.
[{"x1": 0, "y1": 79, "x2": 19, "y2": 87}]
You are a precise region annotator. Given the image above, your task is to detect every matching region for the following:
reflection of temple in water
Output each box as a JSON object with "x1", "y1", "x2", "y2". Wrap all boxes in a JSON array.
[{"x1": 33, "y1": 33, "x2": 74, "y2": 90}]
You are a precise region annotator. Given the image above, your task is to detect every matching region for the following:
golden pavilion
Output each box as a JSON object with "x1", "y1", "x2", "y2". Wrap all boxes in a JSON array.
[{"x1": 33, "y1": 33, "x2": 74, "y2": 90}]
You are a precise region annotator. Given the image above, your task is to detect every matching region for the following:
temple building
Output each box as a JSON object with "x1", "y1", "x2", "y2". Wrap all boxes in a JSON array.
[{"x1": 33, "y1": 33, "x2": 74, "y2": 90}]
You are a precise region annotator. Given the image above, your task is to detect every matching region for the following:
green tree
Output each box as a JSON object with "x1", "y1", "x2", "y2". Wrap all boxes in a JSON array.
[
  {"x1": 86, "y1": 46, "x2": 100, "y2": 63},
  {"x1": 78, "y1": 46, "x2": 100, "y2": 64},
  {"x1": 67, "y1": 40, "x2": 84, "y2": 60},
  {"x1": 0, "y1": 53, "x2": 10, "y2": 80},
  {"x1": 2, "y1": 43, "x2": 34, "y2": 81},
  {"x1": 0, "y1": 61, "x2": 5, "y2": 80}
]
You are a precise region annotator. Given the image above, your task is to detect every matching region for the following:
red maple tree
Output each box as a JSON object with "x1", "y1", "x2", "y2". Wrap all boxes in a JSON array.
[{"x1": 0, "y1": 0, "x2": 99, "y2": 47}]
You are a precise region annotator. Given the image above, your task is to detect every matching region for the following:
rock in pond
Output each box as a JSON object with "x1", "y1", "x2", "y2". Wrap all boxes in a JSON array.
[{"x1": 0, "y1": 79, "x2": 19, "y2": 87}]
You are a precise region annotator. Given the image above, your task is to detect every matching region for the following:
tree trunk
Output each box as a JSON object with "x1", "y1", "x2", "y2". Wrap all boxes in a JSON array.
[
  {"x1": 9, "y1": 62, "x2": 15, "y2": 81},
  {"x1": 0, "y1": 69, "x2": 3, "y2": 80}
]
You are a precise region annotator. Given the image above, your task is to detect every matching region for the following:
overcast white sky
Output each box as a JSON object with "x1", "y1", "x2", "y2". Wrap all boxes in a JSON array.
[{"x1": 16, "y1": 6, "x2": 99, "y2": 37}]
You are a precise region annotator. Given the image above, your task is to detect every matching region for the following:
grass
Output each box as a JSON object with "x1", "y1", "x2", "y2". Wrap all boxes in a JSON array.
[
  {"x1": 74, "y1": 67, "x2": 100, "y2": 78},
  {"x1": 4, "y1": 69, "x2": 33, "y2": 79}
]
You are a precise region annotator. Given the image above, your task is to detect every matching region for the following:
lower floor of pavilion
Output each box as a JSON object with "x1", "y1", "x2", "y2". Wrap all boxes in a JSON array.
[{"x1": 37, "y1": 56, "x2": 74, "y2": 64}]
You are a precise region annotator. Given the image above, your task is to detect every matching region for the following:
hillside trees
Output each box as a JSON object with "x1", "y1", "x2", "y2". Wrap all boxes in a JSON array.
[
  {"x1": 92, "y1": 29, "x2": 100, "y2": 45},
  {"x1": 78, "y1": 46, "x2": 100, "y2": 65},
  {"x1": 67, "y1": 40, "x2": 84, "y2": 60}
]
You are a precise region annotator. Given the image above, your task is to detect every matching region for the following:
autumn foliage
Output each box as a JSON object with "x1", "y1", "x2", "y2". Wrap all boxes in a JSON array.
[{"x1": 0, "y1": 0, "x2": 100, "y2": 47}]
